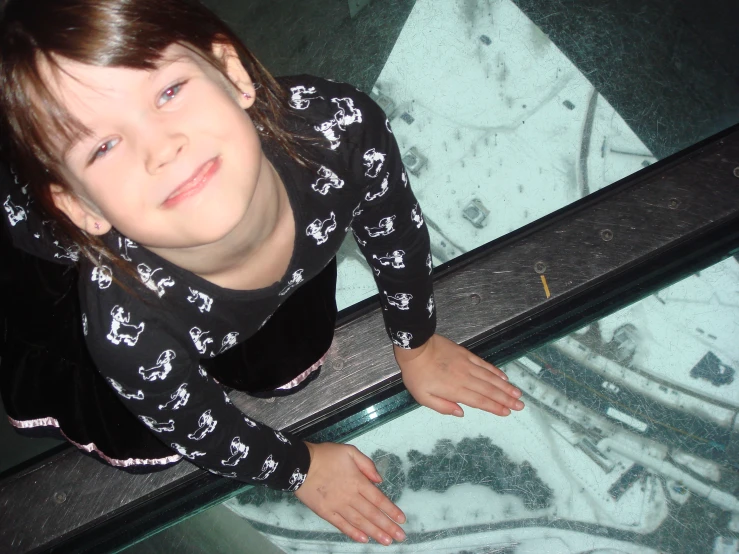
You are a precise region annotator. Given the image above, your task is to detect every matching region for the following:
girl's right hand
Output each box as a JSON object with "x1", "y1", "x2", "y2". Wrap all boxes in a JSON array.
[{"x1": 294, "y1": 442, "x2": 407, "y2": 546}]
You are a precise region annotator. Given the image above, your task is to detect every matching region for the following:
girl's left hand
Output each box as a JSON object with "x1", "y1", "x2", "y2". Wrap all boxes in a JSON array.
[{"x1": 394, "y1": 334, "x2": 524, "y2": 418}]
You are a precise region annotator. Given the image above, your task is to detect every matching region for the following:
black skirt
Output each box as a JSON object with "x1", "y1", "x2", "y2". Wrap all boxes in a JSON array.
[{"x1": 0, "y1": 230, "x2": 337, "y2": 473}]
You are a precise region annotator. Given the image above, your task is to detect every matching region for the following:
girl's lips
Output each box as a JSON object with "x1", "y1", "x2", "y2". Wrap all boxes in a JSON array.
[{"x1": 163, "y1": 157, "x2": 220, "y2": 208}]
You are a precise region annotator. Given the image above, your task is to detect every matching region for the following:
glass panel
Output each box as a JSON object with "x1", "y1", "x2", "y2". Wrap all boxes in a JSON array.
[
  {"x1": 125, "y1": 255, "x2": 738, "y2": 552},
  {"x1": 204, "y1": 0, "x2": 739, "y2": 310}
]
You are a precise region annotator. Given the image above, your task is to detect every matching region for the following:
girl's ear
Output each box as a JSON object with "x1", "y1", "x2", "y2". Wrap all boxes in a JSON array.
[
  {"x1": 49, "y1": 184, "x2": 112, "y2": 235},
  {"x1": 211, "y1": 42, "x2": 256, "y2": 110}
]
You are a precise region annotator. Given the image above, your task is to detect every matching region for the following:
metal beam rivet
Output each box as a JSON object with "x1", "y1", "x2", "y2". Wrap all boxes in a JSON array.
[
  {"x1": 734, "y1": 167, "x2": 739, "y2": 178},
  {"x1": 333, "y1": 358, "x2": 345, "y2": 371},
  {"x1": 601, "y1": 229, "x2": 614, "y2": 241},
  {"x1": 53, "y1": 492, "x2": 67, "y2": 504},
  {"x1": 534, "y1": 261, "x2": 547, "y2": 274},
  {"x1": 668, "y1": 198, "x2": 680, "y2": 209},
  {"x1": 470, "y1": 293, "x2": 482, "y2": 305}
]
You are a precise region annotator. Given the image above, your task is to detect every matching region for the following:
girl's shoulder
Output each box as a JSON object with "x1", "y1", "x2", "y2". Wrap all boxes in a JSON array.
[{"x1": 278, "y1": 75, "x2": 386, "y2": 126}]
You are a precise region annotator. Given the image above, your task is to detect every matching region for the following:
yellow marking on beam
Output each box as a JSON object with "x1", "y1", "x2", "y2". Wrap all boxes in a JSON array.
[{"x1": 541, "y1": 275, "x2": 551, "y2": 298}]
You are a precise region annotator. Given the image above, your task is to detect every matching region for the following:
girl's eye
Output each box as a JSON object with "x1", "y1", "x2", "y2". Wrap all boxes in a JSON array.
[
  {"x1": 91, "y1": 139, "x2": 119, "y2": 163},
  {"x1": 158, "y1": 81, "x2": 186, "y2": 106}
]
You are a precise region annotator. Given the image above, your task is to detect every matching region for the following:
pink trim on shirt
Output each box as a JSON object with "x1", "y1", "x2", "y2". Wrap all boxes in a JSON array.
[
  {"x1": 7, "y1": 415, "x2": 182, "y2": 468},
  {"x1": 275, "y1": 350, "x2": 329, "y2": 390}
]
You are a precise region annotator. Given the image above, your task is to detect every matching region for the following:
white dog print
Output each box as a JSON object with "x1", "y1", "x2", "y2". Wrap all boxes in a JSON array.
[
  {"x1": 189, "y1": 327, "x2": 213, "y2": 355},
  {"x1": 82, "y1": 313, "x2": 88, "y2": 336},
  {"x1": 53, "y1": 240, "x2": 80, "y2": 262},
  {"x1": 352, "y1": 229, "x2": 367, "y2": 247},
  {"x1": 138, "y1": 349, "x2": 176, "y2": 381},
  {"x1": 139, "y1": 415, "x2": 175, "y2": 433},
  {"x1": 289, "y1": 85, "x2": 323, "y2": 109},
  {"x1": 426, "y1": 253, "x2": 433, "y2": 274},
  {"x1": 392, "y1": 330, "x2": 413, "y2": 349},
  {"x1": 427, "y1": 294, "x2": 435, "y2": 318},
  {"x1": 255, "y1": 455, "x2": 279, "y2": 481},
  {"x1": 107, "y1": 306, "x2": 145, "y2": 346},
  {"x1": 137, "y1": 264, "x2": 175, "y2": 298},
  {"x1": 171, "y1": 442, "x2": 205, "y2": 459},
  {"x1": 314, "y1": 97, "x2": 362, "y2": 149},
  {"x1": 311, "y1": 166, "x2": 344, "y2": 195},
  {"x1": 287, "y1": 468, "x2": 307, "y2": 491},
  {"x1": 279, "y1": 269, "x2": 304, "y2": 296},
  {"x1": 198, "y1": 366, "x2": 208, "y2": 379},
  {"x1": 411, "y1": 202, "x2": 424, "y2": 229},
  {"x1": 258, "y1": 313, "x2": 273, "y2": 330},
  {"x1": 305, "y1": 212, "x2": 336, "y2": 245},
  {"x1": 365, "y1": 172, "x2": 389, "y2": 202},
  {"x1": 91, "y1": 265, "x2": 113, "y2": 290},
  {"x1": 4, "y1": 195, "x2": 27, "y2": 226},
  {"x1": 373, "y1": 250, "x2": 406, "y2": 269},
  {"x1": 188, "y1": 409, "x2": 217, "y2": 440},
  {"x1": 118, "y1": 237, "x2": 137, "y2": 261},
  {"x1": 363, "y1": 148, "x2": 386, "y2": 178},
  {"x1": 385, "y1": 118, "x2": 392, "y2": 134},
  {"x1": 106, "y1": 377, "x2": 144, "y2": 400},
  {"x1": 352, "y1": 202, "x2": 363, "y2": 217},
  {"x1": 373, "y1": 266, "x2": 380, "y2": 277},
  {"x1": 364, "y1": 215, "x2": 395, "y2": 238},
  {"x1": 401, "y1": 170, "x2": 408, "y2": 187},
  {"x1": 384, "y1": 291, "x2": 413, "y2": 310},
  {"x1": 274, "y1": 430, "x2": 291, "y2": 444},
  {"x1": 243, "y1": 416, "x2": 258, "y2": 428},
  {"x1": 222, "y1": 437, "x2": 250, "y2": 467},
  {"x1": 187, "y1": 288, "x2": 213, "y2": 313},
  {"x1": 158, "y1": 383, "x2": 190, "y2": 410},
  {"x1": 209, "y1": 332, "x2": 239, "y2": 357}
]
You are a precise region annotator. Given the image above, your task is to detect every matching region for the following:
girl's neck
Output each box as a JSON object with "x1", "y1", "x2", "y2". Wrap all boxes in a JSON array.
[{"x1": 147, "y1": 152, "x2": 292, "y2": 289}]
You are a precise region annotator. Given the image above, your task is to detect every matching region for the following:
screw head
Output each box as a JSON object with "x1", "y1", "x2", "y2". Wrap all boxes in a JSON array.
[
  {"x1": 668, "y1": 198, "x2": 679, "y2": 209},
  {"x1": 734, "y1": 167, "x2": 739, "y2": 178},
  {"x1": 53, "y1": 492, "x2": 67, "y2": 504},
  {"x1": 470, "y1": 293, "x2": 482, "y2": 305},
  {"x1": 601, "y1": 229, "x2": 614, "y2": 242},
  {"x1": 333, "y1": 358, "x2": 345, "y2": 371},
  {"x1": 534, "y1": 261, "x2": 547, "y2": 274}
]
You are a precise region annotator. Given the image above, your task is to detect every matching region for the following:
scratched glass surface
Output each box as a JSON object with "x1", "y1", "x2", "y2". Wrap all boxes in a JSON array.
[
  {"x1": 333, "y1": 0, "x2": 739, "y2": 310},
  {"x1": 126, "y1": 255, "x2": 739, "y2": 553}
]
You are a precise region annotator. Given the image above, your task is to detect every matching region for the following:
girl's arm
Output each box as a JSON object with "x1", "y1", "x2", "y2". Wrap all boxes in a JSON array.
[
  {"x1": 81, "y1": 290, "x2": 310, "y2": 490},
  {"x1": 347, "y1": 88, "x2": 524, "y2": 419}
]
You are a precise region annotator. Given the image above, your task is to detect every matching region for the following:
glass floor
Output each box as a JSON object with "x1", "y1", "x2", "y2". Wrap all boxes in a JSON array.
[{"x1": 127, "y1": 255, "x2": 739, "y2": 553}]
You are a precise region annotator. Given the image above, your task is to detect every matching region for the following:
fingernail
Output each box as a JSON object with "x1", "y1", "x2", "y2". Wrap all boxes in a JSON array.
[
  {"x1": 359, "y1": 535, "x2": 369, "y2": 543},
  {"x1": 515, "y1": 401, "x2": 524, "y2": 409},
  {"x1": 375, "y1": 472, "x2": 383, "y2": 482},
  {"x1": 397, "y1": 514, "x2": 406, "y2": 524},
  {"x1": 513, "y1": 389, "x2": 522, "y2": 397},
  {"x1": 453, "y1": 409, "x2": 464, "y2": 417},
  {"x1": 395, "y1": 530, "x2": 407, "y2": 541},
  {"x1": 382, "y1": 535, "x2": 393, "y2": 545}
]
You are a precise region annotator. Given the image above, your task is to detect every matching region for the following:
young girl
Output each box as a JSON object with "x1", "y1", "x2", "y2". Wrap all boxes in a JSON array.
[{"x1": 0, "y1": 0, "x2": 524, "y2": 545}]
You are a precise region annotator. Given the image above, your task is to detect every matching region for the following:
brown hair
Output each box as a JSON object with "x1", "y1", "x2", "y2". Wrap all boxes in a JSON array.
[{"x1": 0, "y1": 0, "x2": 314, "y2": 276}]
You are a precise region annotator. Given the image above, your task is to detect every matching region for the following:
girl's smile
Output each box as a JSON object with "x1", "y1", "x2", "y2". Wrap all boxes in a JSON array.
[{"x1": 162, "y1": 156, "x2": 221, "y2": 208}]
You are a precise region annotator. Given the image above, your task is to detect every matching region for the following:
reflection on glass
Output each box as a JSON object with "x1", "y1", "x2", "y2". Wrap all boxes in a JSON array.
[
  {"x1": 336, "y1": 0, "x2": 655, "y2": 309},
  {"x1": 223, "y1": 256, "x2": 739, "y2": 553}
]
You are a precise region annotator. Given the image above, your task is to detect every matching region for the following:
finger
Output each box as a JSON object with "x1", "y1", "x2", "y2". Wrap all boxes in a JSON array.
[
  {"x1": 350, "y1": 447, "x2": 383, "y2": 483},
  {"x1": 361, "y1": 480, "x2": 406, "y2": 525},
  {"x1": 423, "y1": 393, "x2": 464, "y2": 417},
  {"x1": 355, "y1": 495, "x2": 407, "y2": 543},
  {"x1": 468, "y1": 367, "x2": 524, "y2": 408},
  {"x1": 345, "y1": 505, "x2": 394, "y2": 546},
  {"x1": 468, "y1": 354, "x2": 509, "y2": 380},
  {"x1": 458, "y1": 388, "x2": 512, "y2": 417},
  {"x1": 323, "y1": 510, "x2": 369, "y2": 544}
]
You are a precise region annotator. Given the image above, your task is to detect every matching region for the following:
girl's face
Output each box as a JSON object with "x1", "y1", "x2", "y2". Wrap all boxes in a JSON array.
[{"x1": 48, "y1": 43, "x2": 265, "y2": 252}]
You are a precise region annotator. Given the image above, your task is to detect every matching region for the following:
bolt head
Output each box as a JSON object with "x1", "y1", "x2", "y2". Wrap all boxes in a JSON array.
[
  {"x1": 53, "y1": 492, "x2": 67, "y2": 504},
  {"x1": 470, "y1": 293, "x2": 482, "y2": 305},
  {"x1": 732, "y1": 166, "x2": 739, "y2": 178},
  {"x1": 601, "y1": 229, "x2": 614, "y2": 242},
  {"x1": 534, "y1": 261, "x2": 547, "y2": 274}
]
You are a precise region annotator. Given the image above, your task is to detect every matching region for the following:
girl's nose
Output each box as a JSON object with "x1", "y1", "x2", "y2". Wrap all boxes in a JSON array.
[{"x1": 144, "y1": 131, "x2": 188, "y2": 174}]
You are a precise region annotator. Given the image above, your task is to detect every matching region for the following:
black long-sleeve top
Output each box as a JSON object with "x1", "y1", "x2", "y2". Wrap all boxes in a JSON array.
[{"x1": 1, "y1": 75, "x2": 436, "y2": 490}]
